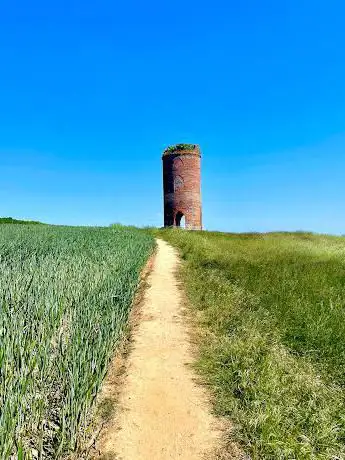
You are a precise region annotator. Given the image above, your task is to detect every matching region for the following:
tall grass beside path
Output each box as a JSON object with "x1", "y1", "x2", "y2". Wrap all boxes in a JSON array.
[{"x1": 155, "y1": 229, "x2": 345, "y2": 459}]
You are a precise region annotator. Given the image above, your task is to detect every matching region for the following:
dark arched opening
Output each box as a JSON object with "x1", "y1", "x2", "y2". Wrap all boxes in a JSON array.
[{"x1": 175, "y1": 211, "x2": 186, "y2": 228}]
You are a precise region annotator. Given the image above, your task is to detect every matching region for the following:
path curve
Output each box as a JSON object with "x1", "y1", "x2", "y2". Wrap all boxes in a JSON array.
[{"x1": 99, "y1": 238, "x2": 221, "y2": 460}]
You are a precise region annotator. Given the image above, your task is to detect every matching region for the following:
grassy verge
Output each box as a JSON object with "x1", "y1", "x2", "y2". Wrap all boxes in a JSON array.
[{"x1": 154, "y1": 229, "x2": 345, "y2": 459}]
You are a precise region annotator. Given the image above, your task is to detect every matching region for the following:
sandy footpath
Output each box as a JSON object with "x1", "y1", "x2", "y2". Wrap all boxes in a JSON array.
[{"x1": 98, "y1": 238, "x2": 221, "y2": 460}]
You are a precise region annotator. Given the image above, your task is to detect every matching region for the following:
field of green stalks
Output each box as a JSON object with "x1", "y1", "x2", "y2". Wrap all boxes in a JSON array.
[
  {"x1": 0, "y1": 224, "x2": 154, "y2": 459},
  {"x1": 156, "y1": 229, "x2": 345, "y2": 460}
]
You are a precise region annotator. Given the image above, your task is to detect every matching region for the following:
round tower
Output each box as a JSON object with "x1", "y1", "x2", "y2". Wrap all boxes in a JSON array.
[{"x1": 162, "y1": 144, "x2": 202, "y2": 230}]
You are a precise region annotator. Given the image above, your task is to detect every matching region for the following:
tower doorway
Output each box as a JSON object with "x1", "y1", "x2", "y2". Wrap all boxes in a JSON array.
[{"x1": 175, "y1": 212, "x2": 185, "y2": 228}]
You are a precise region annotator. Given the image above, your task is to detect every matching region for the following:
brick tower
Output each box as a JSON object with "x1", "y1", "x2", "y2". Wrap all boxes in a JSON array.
[{"x1": 162, "y1": 144, "x2": 202, "y2": 230}]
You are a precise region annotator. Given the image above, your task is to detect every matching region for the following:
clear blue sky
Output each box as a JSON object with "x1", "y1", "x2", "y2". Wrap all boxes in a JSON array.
[{"x1": 0, "y1": 0, "x2": 344, "y2": 233}]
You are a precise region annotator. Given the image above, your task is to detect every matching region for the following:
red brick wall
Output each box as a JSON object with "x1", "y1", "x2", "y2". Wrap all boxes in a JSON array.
[{"x1": 162, "y1": 147, "x2": 202, "y2": 230}]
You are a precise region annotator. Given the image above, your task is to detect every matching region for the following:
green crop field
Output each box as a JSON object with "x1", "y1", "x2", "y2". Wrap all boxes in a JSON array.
[
  {"x1": 0, "y1": 224, "x2": 154, "y2": 459},
  {"x1": 156, "y1": 229, "x2": 345, "y2": 459}
]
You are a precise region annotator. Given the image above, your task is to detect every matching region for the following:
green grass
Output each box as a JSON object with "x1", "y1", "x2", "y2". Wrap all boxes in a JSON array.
[
  {"x1": 155, "y1": 229, "x2": 345, "y2": 459},
  {"x1": 163, "y1": 143, "x2": 198, "y2": 155},
  {"x1": 0, "y1": 217, "x2": 42, "y2": 224},
  {"x1": 0, "y1": 224, "x2": 154, "y2": 459}
]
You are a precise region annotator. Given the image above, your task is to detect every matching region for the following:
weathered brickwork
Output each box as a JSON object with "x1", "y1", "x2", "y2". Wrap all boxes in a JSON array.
[{"x1": 162, "y1": 146, "x2": 202, "y2": 230}]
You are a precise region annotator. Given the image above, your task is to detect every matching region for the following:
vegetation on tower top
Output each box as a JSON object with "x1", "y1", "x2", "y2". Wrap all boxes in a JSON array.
[{"x1": 163, "y1": 144, "x2": 199, "y2": 155}]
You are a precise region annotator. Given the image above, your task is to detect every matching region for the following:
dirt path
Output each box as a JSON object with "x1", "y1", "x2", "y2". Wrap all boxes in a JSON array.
[{"x1": 98, "y1": 238, "x2": 221, "y2": 460}]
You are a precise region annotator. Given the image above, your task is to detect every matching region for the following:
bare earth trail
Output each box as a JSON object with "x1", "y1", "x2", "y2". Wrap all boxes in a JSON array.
[{"x1": 99, "y1": 238, "x2": 221, "y2": 460}]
